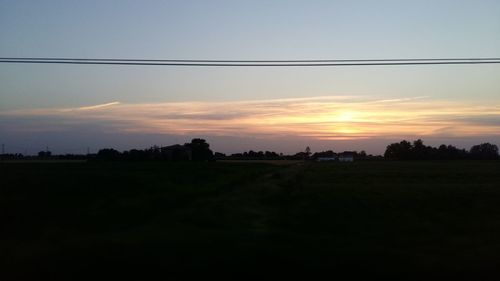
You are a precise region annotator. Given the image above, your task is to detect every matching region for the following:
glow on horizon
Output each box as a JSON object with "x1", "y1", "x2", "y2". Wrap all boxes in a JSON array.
[{"x1": 2, "y1": 96, "x2": 500, "y2": 143}]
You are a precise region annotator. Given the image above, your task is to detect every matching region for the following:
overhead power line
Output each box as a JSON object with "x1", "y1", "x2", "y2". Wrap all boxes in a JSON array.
[
  {"x1": 2, "y1": 57, "x2": 500, "y2": 62},
  {"x1": 0, "y1": 57, "x2": 499, "y2": 67}
]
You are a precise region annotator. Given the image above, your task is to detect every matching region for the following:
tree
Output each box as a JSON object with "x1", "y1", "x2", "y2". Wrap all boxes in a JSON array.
[
  {"x1": 214, "y1": 152, "x2": 226, "y2": 160},
  {"x1": 437, "y1": 144, "x2": 467, "y2": 160},
  {"x1": 38, "y1": 151, "x2": 52, "y2": 158},
  {"x1": 384, "y1": 140, "x2": 413, "y2": 159},
  {"x1": 185, "y1": 138, "x2": 214, "y2": 161},
  {"x1": 97, "y1": 148, "x2": 121, "y2": 160},
  {"x1": 305, "y1": 146, "x2": 311, "y2": 159},
  {"x1": 470, "y1": 143, "x2": 499, "y2": 160},
  {"x1": 311, "y1": 150, "x2": 336, "y2": 159},
  {"x1": 358, "y1": 150, "x2": 367, "y2": 159},
  {"x1": 385, "y1": 139, "x2": 500, "y2": 160}
]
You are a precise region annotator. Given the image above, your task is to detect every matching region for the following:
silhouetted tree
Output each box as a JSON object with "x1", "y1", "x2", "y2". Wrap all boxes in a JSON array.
[
  {"x1": 1, "y1": 153, "x2": 24, "y2": 160},
  {"x1": 160, "y1": 144, "x2": 191, "y2": 161},
  {"x1": 384, "y1": 140, "x2": 413, "y2": 159},
  {"x1": 292, "y1": 151, "x2": 309, "y2": 160},
  {"x1": 124, "y1": 149, "x2": 148, "y2": 161},
  {"x1": 97, "y1": 148, "x2": 121, "y2": 160},
  {"x1": 226, "y1": 150, "x2": 281, "y2": 160},
  {"x1": 470, "y1": 143, "x2": 499, "y2": 160},
  {"x1": 437, "y1": 144, "x2": 467, "y2": 160},
  {"x1": 214, "y1": 152, "x2": 226, "y2": 160},
  {"x1": 38, "y1": 151, "x2": 52, "y2": 158},
  {"x1": 305, "y1": 146, "x2": 311, "y2": 159},
  {"x1": 185, "y1": 138, "x2": 213, "y2": 161},
  {"x1": 145, "y1": 145, "x2": 162, "y2": 160},
  {"x1": 264, "y1": 151, "x2": 279, "y2": 159},
  {"x1": 311, "y1": 150, "x2": 336, "y2": 159},
  {"x1": 358, "y1": 150, "x2": 367, "y2": 159},
  {"x1": 385, "y1": 139, "x2": 499, "y2": 160}
]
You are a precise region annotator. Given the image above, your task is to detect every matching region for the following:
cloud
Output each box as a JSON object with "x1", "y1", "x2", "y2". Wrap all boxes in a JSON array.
[
  {"x1": 365, "y1": 96, "x2": 429, "y2": 104},
  {"x1": 62, "y1": 101, "x2": 121, "y2": 111},
  {"x1": 1, "y1": 96, "x2": 500, "y2": 142}
]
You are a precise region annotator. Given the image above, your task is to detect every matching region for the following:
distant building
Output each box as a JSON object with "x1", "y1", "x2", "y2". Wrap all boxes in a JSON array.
[
  {"x1": 317, "y1": 156, "x2": 337, "y2": 162},
  {"x1": 338, "y1": 152, "x2": 354, "y2": 162}
]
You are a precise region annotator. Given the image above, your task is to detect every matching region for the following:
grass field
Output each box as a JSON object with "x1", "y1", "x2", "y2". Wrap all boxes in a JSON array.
[{"x1": 2, "y1": 160, "x2": 500, "y2": 279}]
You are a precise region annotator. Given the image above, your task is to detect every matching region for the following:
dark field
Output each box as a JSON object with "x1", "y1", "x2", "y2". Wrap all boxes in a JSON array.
[{"x1": 2, "y1": 161, "x2": 500, "y2": 279}]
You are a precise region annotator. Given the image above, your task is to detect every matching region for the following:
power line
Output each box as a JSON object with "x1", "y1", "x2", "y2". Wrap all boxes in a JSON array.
[
  {"x1": 2, "y1": 57, "x2": 500, "y2": 63},
  {"x1": 0, "y1": 57, "x2": 499, "y2": 67}
]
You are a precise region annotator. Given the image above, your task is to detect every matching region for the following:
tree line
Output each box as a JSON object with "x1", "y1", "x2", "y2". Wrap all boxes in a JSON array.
[
  {"x1": 1, "y1": 138, "x2": 498, "y2": 161},
  {"x1": 384, "y1": 139, "x2": 499, "y2": 160},
  {"x1": 96, "y1": 138, "x2": 214, "y2": 161}
]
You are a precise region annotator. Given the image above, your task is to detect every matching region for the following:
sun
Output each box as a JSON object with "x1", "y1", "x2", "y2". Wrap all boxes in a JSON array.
[{"x1": 336, "y1": 112, "x2": 355, "y2": 122}]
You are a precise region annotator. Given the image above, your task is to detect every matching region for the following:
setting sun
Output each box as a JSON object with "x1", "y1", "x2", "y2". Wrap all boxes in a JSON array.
[{"x1": 335, "y1": 112, "x2": 356, "y2": 122}]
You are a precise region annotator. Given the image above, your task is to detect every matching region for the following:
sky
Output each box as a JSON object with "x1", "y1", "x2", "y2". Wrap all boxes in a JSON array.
[{"x1": 1, "y1": 0, "x2": 500, "y2": 155}]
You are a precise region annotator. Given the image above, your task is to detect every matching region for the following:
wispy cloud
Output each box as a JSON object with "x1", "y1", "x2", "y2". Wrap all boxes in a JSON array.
[
  {"x1": 365, "y1": 96, "x2": 429, "y2": 104},
  {"x1": 61, "y1": 101, "x2": 121, "y2": 111},
  {"x1": 1, "y1": 96, "x2": 500, "y2": 141}
]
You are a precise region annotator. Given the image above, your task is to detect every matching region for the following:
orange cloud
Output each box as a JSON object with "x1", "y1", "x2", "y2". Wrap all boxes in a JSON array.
[{"x1": 2, "y1": 96, "x2": 500, "y2": 140}]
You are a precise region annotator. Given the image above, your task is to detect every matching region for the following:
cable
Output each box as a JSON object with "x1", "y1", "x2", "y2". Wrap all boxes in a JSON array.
[
  {"x1": 1, "y1": 57, "x2": 500, "y2": 66},
  {"x1": 1, "y1": 57, "x2": 500, "y2": 62}
]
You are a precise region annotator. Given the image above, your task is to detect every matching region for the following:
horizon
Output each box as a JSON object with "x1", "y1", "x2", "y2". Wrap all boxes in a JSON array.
[{"x1": 1, "y1": 96, "x2": 500, "y2": 155}]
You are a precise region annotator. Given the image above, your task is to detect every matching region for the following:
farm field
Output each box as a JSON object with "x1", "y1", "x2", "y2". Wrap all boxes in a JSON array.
[{"x1": 2, "y1": 160, "x2": 500, "y2": 279}]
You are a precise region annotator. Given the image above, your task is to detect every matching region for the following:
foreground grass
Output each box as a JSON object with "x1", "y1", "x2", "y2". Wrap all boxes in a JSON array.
[{"x1": 2, "y1": 161, "x2": 500, "y2": 279}]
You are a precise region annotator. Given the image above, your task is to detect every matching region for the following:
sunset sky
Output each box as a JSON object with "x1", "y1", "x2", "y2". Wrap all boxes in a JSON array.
[{"x1": 1, "y1": 0, "x2": 500, "y2": 154}]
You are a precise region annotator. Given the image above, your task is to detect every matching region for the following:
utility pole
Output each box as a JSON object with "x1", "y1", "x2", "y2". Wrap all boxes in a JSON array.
[{"x1": 87, "y1": 147, "x2": 90, "y2": 155}]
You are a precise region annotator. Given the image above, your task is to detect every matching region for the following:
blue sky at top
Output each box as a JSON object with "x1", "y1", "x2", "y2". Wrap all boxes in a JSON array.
[{"x1": 1, "y1": 0, "x2": 499, "y2": 108}]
